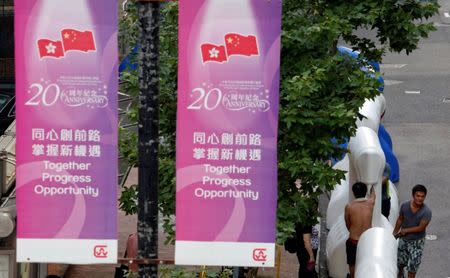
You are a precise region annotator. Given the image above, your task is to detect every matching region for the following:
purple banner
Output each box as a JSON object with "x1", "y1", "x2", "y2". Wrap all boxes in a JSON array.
[
  {"x1": 15, "y1": 0, "x2": 118, "y2": 263},
  {"x1": 176, "y1": 0, "x2": 282, "y2": 266}
]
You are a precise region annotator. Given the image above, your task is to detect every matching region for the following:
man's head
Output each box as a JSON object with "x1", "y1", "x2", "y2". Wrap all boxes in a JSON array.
[
  {"x1": 412, "y1": 184, "x2": 427, "y2": 206},
  {"x1": 352, "y1": 182, "x2": 367, "y2": 198}
]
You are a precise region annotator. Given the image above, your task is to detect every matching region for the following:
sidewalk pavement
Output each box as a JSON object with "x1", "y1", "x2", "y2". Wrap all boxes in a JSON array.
[{"x1": 65, "y1": 168, "x2": 301, "y2": 278}]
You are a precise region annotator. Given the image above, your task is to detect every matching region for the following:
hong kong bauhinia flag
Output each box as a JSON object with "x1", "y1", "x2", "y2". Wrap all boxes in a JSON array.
[
  {"x1": 224, "y1": 33, "x2": 259, "y2": 56},
  {"x1": 37, "y1": 39, "x2": 65, "y2": 58},
  {"x1": 61, "y1": 28, "x2": 96, "y2": 52},
  {"x1": 201, "y1": 43, "x2": 228, "y2": 63}
]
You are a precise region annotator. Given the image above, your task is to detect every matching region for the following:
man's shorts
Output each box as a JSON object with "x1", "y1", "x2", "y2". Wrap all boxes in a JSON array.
[
  {"x1": 397, "y1": 238, "x2": 425, "y2": 273},
  {"x1": 346, "y1": 238, "x2": 358, "y2": 265}
]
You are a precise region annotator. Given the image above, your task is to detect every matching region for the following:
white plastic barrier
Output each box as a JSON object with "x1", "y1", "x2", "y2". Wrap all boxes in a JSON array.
[
  {"x1": 326, "y1": 96, "x2": 400, "y2": 277},
  {"x1": 387, "y1": 180, "x2": 399, "y2": 227},
  {"x1": 327, "y1": 215, "x2": 393, "y2": 278},
  {"x1": 333, "y1": 154, "x2": 349, "y2": 171},
  {"x1": 326, "y1": 214, "x2": 349, "y2": 277},
  {"x1": 327, "y1": 127, "x2": 385, "y2": 229},
  {"x1": 327, "y1": 173, "x2": 348, "y2": 229},
  {"x1": 355, "y1": 227, "x2": 398, "y2": 278},
  {"x1": 356, "y1": 95, "x2": 386, "y2": 132},
  {"x1": 348, "y1": 127, "x2": 385, "y2": 186},
  {"x1": 327, "y1": 127, "x2": 386, "y2": 278},
  {"x1": 348, "y1": 127, "x2": 385, "y2": 226},
  {"x1": 327, "y1": 155, "x2": 350, "y2": 229}
]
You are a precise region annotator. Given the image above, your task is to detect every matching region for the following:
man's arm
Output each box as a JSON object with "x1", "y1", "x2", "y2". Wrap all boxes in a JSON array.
[
  {"x1": 303, "y1": 233, "x2": 315, "y2": 262},
  {"x1": 393, "y1": 213, "x2": 404, "y2": 236},
  {"x1": 345, "y1": 204, "x2": 351, "y2": 231},
  {"x1": 368, "y1": 185, "x2": 375, "y2": 202},
  {"x1": 398, "y1": 219, "x2": 430, "y2": 236}
]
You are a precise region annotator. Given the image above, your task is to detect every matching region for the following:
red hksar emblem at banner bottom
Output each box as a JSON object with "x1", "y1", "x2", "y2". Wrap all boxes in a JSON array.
[
  {"x1": 252, "y1": 248, "x2": 267, "y2": 262},
  {"x1": 93, "y1": 245, "x2": 109, "y2": 258}
]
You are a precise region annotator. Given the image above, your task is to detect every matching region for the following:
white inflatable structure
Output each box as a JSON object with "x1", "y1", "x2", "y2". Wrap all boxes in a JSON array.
[
  {"x1": 326, "y1": 95, "x2": 400, "y2": 230},
  {"x1": 356, "y1": 95, "x2": 386, "y2": 132},
  {"x1": 355, "y1": 228, "x2": 398, "y2": 278},
  {"x1": 326, "y1": 96, "x2": 398, "y2": 278}
]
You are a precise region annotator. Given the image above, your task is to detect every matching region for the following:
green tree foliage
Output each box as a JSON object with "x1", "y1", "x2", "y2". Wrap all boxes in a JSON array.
[{"x1": 118, "y1": 0, "x2": 438, "y2": 243}]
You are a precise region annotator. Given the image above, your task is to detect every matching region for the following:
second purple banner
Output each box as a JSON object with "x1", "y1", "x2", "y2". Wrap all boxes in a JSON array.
[{"x1": 176, "y1": 0, "x2": 282, "y2": 266}]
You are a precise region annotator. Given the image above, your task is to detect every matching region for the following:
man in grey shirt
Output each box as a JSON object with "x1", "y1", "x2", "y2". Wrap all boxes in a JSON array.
[{"x1": 393, "y1": 184, "x2": 432, "y2": 278}]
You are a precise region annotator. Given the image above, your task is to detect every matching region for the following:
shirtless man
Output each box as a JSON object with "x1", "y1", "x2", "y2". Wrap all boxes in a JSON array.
[{"x1": 344, "y1": 182, "x2": 375, "y2": 278}]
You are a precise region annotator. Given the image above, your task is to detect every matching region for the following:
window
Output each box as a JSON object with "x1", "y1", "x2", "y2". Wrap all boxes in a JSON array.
[
  {"x1": 0, "y1": 0, "x2": 14, "y2": 84},
  {"x1": 0, "y1": 94, "x2": 12, "y2": 113}
]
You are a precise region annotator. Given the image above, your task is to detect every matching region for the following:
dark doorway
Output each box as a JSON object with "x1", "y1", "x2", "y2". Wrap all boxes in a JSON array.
[{"x1": 0, "y1": 0, "x2": 14, "y2": 84}]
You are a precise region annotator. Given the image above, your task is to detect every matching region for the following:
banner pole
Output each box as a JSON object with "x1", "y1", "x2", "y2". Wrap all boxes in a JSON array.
[
  {"x1": 137, "y1": 1, "x2": 161, "y2": 277},
  {"x1": 276, "y1": 245, "x2": 282, "y2": 278}
]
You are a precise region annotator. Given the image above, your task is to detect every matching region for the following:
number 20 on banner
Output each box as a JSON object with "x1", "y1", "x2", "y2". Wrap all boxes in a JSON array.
[
  {"x1": 26, "y1": 83, "x2": 61, "y2": 106},
  {"x1": 188, "y1": 87, "x2": 222, "y2": 111}
]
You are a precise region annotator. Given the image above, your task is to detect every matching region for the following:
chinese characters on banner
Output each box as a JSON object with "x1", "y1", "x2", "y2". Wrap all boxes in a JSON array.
[
  {"x1": 15, "y1": 0, "x2": 118, "y2": 263},
  {"x1": 176, "y1": 0, "x2": 282, "y2": 266}
]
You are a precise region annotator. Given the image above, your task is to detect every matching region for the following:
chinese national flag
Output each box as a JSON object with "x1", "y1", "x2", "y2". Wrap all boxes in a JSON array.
[
  {"x1": 224, "y1": 33, "x2": 259, "y2": 56},
  {"x1": 201, "y1": 43, "x2": 228, "y2": 63},
  {"x1": 61, "y1": 29, "x2": 96, "y2": 52},
  {"x1": 37, "y1": 39, "x2": 65, "y2": 58}
]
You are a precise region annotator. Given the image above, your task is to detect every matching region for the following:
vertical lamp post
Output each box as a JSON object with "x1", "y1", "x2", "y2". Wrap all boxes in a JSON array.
[{"x1": 137, "y1": 1, "x2": 160, "y2": 277}]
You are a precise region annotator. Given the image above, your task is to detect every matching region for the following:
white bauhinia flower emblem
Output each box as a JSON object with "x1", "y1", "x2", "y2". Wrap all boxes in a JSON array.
[
  {"x1": 209, "y1": 47, "x2": 219, "y2": 58},
  {"x1": 46, "y1": 43, "x2": 57, "y2": 54}
]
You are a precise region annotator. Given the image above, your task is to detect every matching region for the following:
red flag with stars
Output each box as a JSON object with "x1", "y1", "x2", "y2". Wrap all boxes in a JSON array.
[
  {"x1": 61, "y1": 28, "x2": 96, "y2": 52},
  {"x1": 224, "y1": 33, "x2": 259, "y2": 56},
  {"x1": 37, "y1": 39, "x2": 65, "y2": 58},
  {"x1": 201, "y1": 43, "x2": 228, "y2": 63}
]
